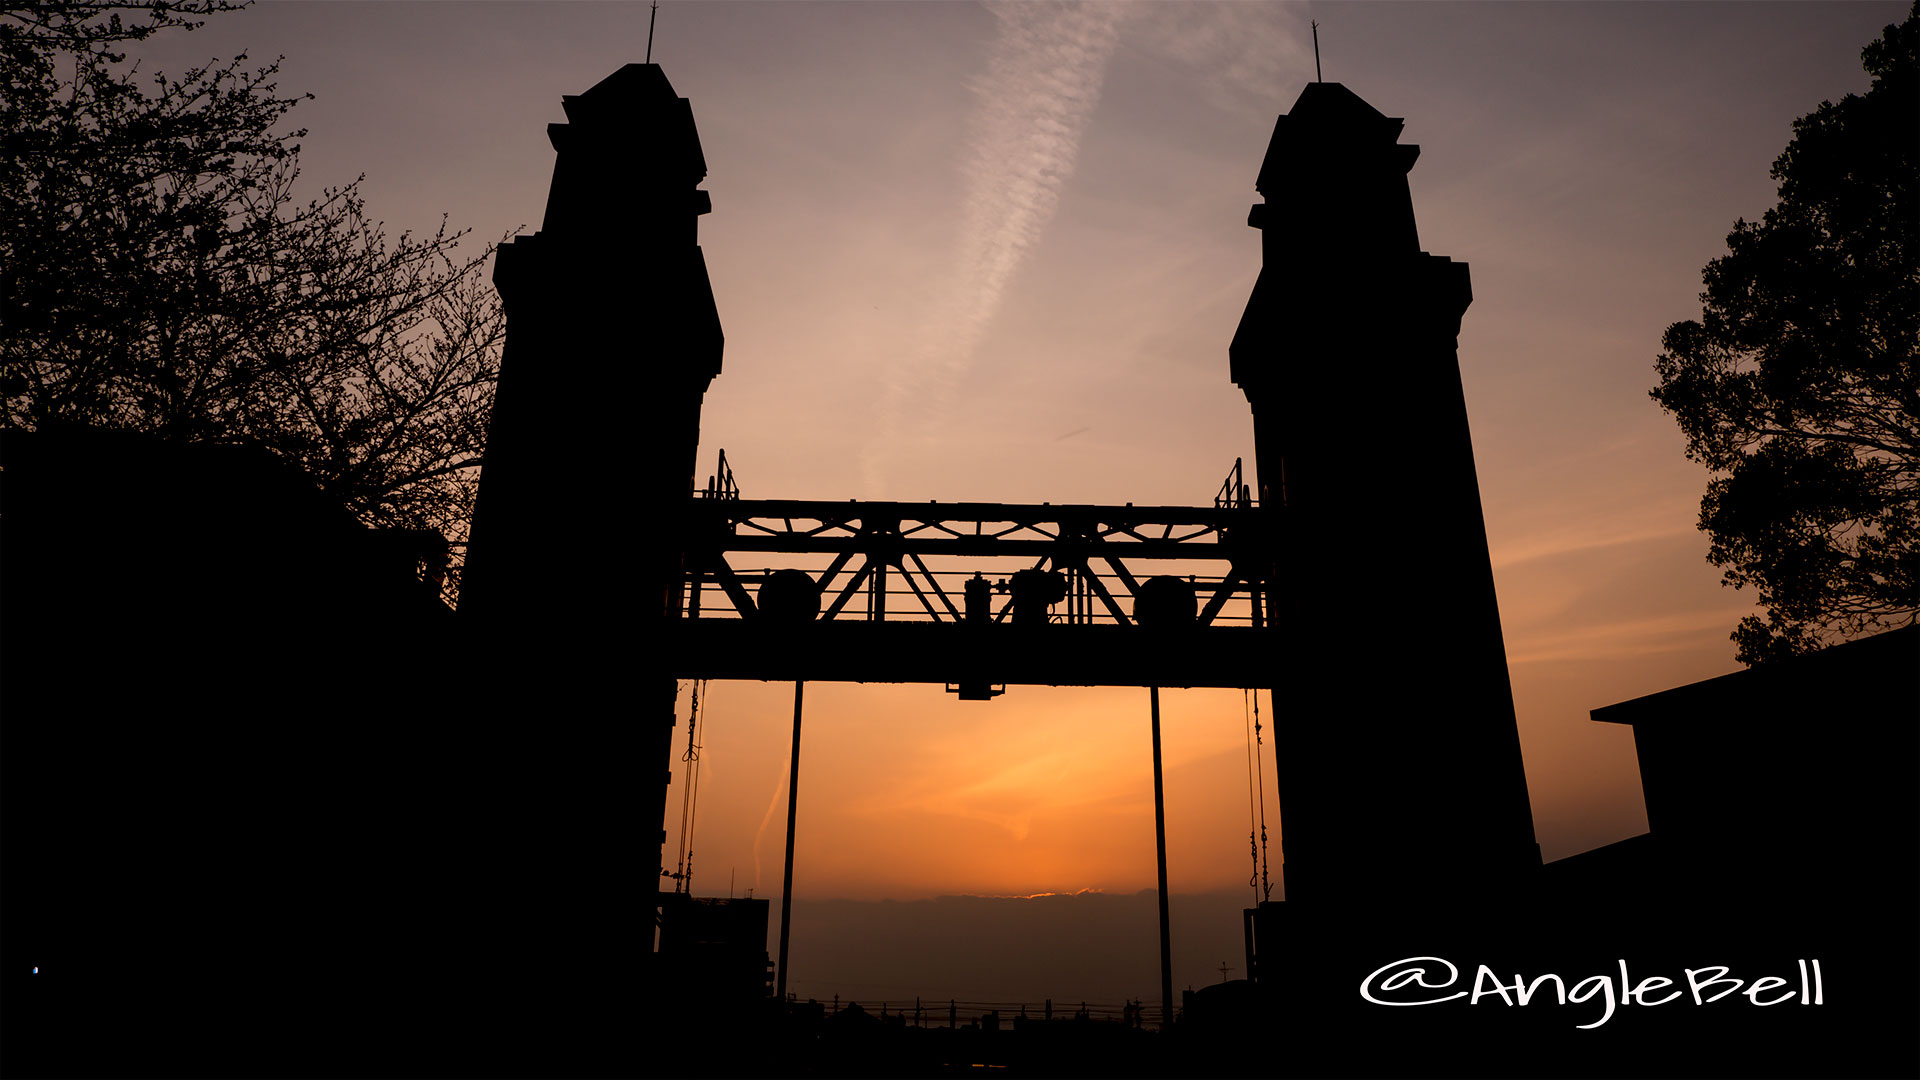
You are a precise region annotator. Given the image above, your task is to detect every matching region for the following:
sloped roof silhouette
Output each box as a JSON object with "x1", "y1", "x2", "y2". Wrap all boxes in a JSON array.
[
  {"x1": 1257, "y1": 81, "x2": 1417, "y2": 192},
  {"x1": 547, "y1": 62, "x2": 707, "y2": 183}
]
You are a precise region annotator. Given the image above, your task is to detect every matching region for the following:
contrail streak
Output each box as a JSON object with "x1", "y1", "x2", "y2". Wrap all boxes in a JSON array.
[
  {"x1": 752, "y1": 768, "x2": 788, "y2": 894},
  {"x1": 863, "y1": 1, "x2": 1130, "y2": 493}
]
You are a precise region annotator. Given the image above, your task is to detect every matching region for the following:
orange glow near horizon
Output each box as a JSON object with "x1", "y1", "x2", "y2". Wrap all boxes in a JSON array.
[
  {"x1": 665, "y1": 682, "x2": 1291, "y2": 904},
  {"x1": 664, "y1": 651, "x2": 1655, "y2": 905}
]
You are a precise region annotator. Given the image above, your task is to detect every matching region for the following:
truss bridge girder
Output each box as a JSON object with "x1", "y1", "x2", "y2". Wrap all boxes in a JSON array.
[{"x1": 675, "y1": 496, "x2": 1273, "y2": 683}]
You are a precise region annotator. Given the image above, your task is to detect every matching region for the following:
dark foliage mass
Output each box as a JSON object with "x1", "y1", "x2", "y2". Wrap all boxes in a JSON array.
[
  {"x1": 2, "y1": 1, "x2": 503, "y2": 602},
  {"x1": 1653, "y1": 4, "x2": 1918, "y2": 664}
]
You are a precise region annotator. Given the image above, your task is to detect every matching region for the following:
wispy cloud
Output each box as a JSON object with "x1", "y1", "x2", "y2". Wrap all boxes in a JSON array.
[
  {"x1": 862, "y1": 1, "x2": 1132, "y2": 493},
  {"x1": 1134, "y1": 2, "x2": 1314, "y2": 118},
  {"x1": 1507, "y1": 607, "x2": 1755, "y2": 665},
  {"x1": 1490, "y1": 507, "x2": 1699, "y2": 569},
  {"x1": 957, "y1": 887, "x2": 1107, "y2": 900},
  {"x1": 752, "y1": 769, "x2": 788, "y2": 895}
]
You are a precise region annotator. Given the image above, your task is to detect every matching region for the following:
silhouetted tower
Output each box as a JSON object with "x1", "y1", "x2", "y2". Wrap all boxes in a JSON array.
[
  {"x1": 1230, "y1": 83, "x2": 1539, "y2": 903},
  {"x1": 461, "y1": 64, "x2": 722, "y2": 999}
]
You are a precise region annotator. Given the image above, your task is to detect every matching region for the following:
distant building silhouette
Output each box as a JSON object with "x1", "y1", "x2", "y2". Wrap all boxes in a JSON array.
[{"x1": 657, "y1": 894, "x2": 775, "y2": 1003}]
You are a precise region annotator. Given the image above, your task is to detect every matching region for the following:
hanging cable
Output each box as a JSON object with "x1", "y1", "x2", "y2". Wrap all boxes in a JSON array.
[
  {"x1": 671, "y1": 680, "x2": 704, "y2": 893},
  {"x1": 1242, "y1": 689, "x2": 1260, "y2": 902},
  {"x1": 1252, "y1": 688, "x2": 1272, "y2": 902},
  {"x1": 684, "y1": 679, "x2": 708, "y2": 894}
]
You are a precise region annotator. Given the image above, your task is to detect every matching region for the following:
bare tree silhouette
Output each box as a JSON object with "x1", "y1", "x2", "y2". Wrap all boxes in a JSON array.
[{"x1": 2, "y1": 0, "x2": 504, "y2": 601}]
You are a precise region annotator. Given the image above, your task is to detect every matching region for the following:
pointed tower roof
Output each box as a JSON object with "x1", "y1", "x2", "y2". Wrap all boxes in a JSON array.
[
  {"x1": 1255, "y1": 82, "x2": 1419, "y2": 194},
  {"x1": 545, "y1": 63, "x2": 706, "y2": 184}
]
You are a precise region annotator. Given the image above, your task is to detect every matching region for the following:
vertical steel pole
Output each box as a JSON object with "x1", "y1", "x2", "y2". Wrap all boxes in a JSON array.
[
  {"x1": 776, "y1": 681, "x2": 805, "y2": 1001},
  {"x1": 1151, "y1": 686, "x2": 1174, "y2": 1029}
]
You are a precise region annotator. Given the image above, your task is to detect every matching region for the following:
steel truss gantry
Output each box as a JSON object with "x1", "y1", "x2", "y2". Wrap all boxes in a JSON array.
[{"x1": 667, "y1": 480, "x2": 1276, "y2": 689}]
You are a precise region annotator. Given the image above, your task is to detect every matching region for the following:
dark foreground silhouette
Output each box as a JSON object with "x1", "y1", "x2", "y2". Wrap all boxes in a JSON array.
[
  {"x1": 6, "y1": 58, "x2": 1915, "y2": 1079},
  {"x1": 2, "y1": 426, "x2": 631, "y2": 1077}
]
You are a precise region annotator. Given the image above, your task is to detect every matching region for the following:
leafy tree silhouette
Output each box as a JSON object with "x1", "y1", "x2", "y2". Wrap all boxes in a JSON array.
[
  {"x1": 2, "y1": 1, "x2": 504, "y2": 602},
  {"x1": 1653, "y1": 3, "x2": 1917, "y2": 663}
]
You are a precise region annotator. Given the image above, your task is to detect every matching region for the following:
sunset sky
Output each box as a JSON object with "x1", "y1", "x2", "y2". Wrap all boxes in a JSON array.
[{"x1": 128, "y1": 0, "x2": 1902, "y2": 999}]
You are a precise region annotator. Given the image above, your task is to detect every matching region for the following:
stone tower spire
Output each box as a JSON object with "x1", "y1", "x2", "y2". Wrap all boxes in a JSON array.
[
  {"x1": 460, "y1": 63, "x2": 724, "y2": 1030},
  {"x1": 1232, "y1": 82, "x2": 1540, "y2": 904}
]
